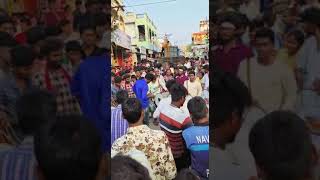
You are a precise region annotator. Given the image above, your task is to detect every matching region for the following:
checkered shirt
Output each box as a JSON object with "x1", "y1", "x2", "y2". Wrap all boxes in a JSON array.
[{"x1": 33, "y1": 64, "x2": 81, "y2": 115}]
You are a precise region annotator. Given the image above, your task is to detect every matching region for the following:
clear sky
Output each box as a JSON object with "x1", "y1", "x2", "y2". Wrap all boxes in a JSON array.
[{"x1": 123, "y1": 0, "x2": 209, "y2": 46}]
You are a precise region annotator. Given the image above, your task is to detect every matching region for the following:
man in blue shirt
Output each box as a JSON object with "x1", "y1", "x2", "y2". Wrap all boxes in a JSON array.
[
  {"x1": 132, "y1": 67, "x2": 149, "y2": 125},
  {"x1": 71, "y1": 54, "x2": 110, "y2": 152},
  {"x1": 182, "y1": 97, "x2": 209, "y2": 179}
]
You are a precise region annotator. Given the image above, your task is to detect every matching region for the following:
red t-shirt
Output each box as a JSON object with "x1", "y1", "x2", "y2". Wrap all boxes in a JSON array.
[
  {"x1": 214, "y1": 43, "x2": 253, "y2": 75},
  {"x1": 15, "y1": 32, "x2": 27, "y2": 44}
]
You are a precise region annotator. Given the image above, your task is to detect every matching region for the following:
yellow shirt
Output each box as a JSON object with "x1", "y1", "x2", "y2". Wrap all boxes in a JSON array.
[{"x1": 276, "y1": 49, "x2": 297, "y2": 71}]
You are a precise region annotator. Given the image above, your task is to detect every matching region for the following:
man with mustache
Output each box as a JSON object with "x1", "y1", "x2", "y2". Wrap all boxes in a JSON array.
[{"x1": 33, "y1": 38, "x2": 80, "y2": 116}]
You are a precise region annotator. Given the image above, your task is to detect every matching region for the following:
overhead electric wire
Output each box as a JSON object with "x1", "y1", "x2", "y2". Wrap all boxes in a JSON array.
[{"x1": 112, "y1": 0, "x2": 176, "y2": 8}]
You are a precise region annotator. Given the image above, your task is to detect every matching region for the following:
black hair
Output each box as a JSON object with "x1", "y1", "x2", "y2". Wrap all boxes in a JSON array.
[
  {"x1": 114, "y1": 76, "x2": 122, "y2": 83},
  {"x1": 122, "y1": 98, "x2": 142, "y2": 124},
  {"x1": 238, "y1": 13, "x2": 249, "y2": 28},
  {"x1": 116, "y1": 90, "x2": 129, "y2": 105},
  {"x1": 10, "y1": 45, "x2": 35, "y2": 67},
  {"x1": 0, "y1": 16, "x2": 13, "y2": 26},
  {"x1": 131, "y1": 75, "x2": 137, "y2": 79},
  {"x1": 255, "y1": 27, "x2": 275, "y2": 44},
  {"x1": 19, "y1": 15, "x2": 31, "y2": 26},
  {"x1": 65, "y1": 40, "x2": 82, "y2": 53},
  {"x1": 170, "y1": 83, "x2": 188, "y2": 102},
  {"x1": 217, "y1": 12, "x2": 241, "y2": 29},
  {"x1": 34, "y1": 115, "x2": 102, "y2": 180},
  {"x1": 0, "y1": 32, "x2": 17, "y2": 47},
  {"x1": 187, "y1": 97, "x2": 207, "y2": 122},
  {"x1": 249, "y1": 18, "x2": 265, "y2": 32},
  {"x1": 111, "y1": 155, "x2": 152, "y2": 180},
  {"x1": 80, "y1": 25, "x2": 96, "y2": 35},
  {"x1": 40, "y1": 38, "x2": 63, "y2": 56},
  {"x1": 95, "y1": 13, "x2": 108, "y2": 27},
  {"x1": 300, "y1": 7, "x2": 320, "y2": 26},
  {"x1": 122, "y1": 74, "x2": 130, "y2": 80},
  {"x1": 145, "y1": 73, "x2": 155, "y2": 81},
  {"x1": 174, "y1": 168, "x2": 199, "y2": 180},
  {"x1": 166, "y1": 79, "x2": 176, "y2": 91},
  {"x1": 286, "y1": 29, "x2": 305, "y2": 47},
  {"x1": 16, "y1": 90, "x2": 56, "y2": 135},
  {"x1": 211, "y1": 68, "x2": 251, "y2": 128},
  {"x1": 45, "y1": 26, "x2": 62, "y2": 37},
  {"x1": 85, "y1": 0, "x2": 99, "y2": 7},
  {"x1": 249, "y1": 111, "x2": 313, "y2": 180},
  {"x1": 203, "y1": 64, "x2": 209, "y2": 71},
  {"x1": 75, "y1": 0, "x2": 82, "y2": 6},
  {"x1": 188, "y1": 70, "x2": 195, "y2": 76},
  {"x1": 26, "y1": 26, "x2": 46, "y2": 45},
  {"x1": 59, "y1": 19, "x2": 71, "y2": 29}
]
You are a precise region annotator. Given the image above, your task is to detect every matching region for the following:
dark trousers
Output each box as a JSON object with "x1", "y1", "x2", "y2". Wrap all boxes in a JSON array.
[{"x1": 174, "y1": 151, "x2": 191, "y2": 172}]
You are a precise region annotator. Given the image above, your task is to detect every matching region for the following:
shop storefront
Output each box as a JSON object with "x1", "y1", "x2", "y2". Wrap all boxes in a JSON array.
[{"x1": 111, "y1": 29, "x2": 132, "y2": 67}]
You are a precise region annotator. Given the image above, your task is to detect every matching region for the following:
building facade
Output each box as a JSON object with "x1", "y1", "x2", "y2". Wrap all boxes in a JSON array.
[
  {"x1": 111, "y1": 0, "x2": 132, "y2": 67},
  {"x1": 191, "y1": 19, "x2": 209, "y2": 60},
  {"x1": 125, "y1": 12, "x2": 160, "y2": 63}
]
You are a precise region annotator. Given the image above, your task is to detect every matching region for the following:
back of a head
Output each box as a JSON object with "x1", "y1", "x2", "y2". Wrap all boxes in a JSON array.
[
  {"x1": 45, "y1": 25, "x2": 62, "y2": 37},
  {"x1": 212, "y1": 68, "x2": 251, "y2": 128},
  {"x1": 166, "y1": 79, "x2": 176, "y2": 91},
  {"x1": 170, "y1": 83, "x2": 188, "y2": 102},
  {"x1": 122, "y1": 98, "x2": 142, "y2": 124},
  {"x1": 94, "y1": 12, "x2": 108, "y2": 27},
  {"x1": 111, "y1": 155, "x2": 151, "y2": 180},
  {"x1": 0, "y1": 16, "x2": 13, "y2": 27},
  {"x1": 174, "y1": 168, "x2": 199, "y2": 180},
  {"x1": 34, "y1": 115, "x2": 102, "y2": 180},
  {"x1": 26, "y1": 26, "x2": 46, "y2": 45},
  {"x1": 65, "y1": 40, "x2": 82, "y2": 53},
  {"x1": 40, "y1": 38, "x2": 63, "y2": 57},
  {"x1": 116, "y1": 90, "x2": 129, "y2": 105},
  {"x1": 188, "y1": 97, "x2": 208, "y2": 123},
  {"x1": 17, "y1": 90, "x2": 56, "y2": 135},
  {"x1": 249, "y1": 111, "x2": 313, "y2": 180},
  {"x1": 145, "y1": 73, "x2": 154, "y2": 81},
  {"x1": 10, "y1": 45, "x2": 35, "y2": 67},
  {"x1": 300, "y1": 7, "x2": 320, "y2": 26},
  {"x1": 0, "y1": 31, "x2": 17, "y2": 47}
]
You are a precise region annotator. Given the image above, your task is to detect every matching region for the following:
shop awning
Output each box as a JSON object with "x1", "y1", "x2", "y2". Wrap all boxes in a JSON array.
[{"x1": 111, "y1": 29, "x2": 131, "y2": 49}]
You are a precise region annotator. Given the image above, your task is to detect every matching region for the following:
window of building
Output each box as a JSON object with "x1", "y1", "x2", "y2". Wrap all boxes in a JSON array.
[{"x1": 138, "y1": 25, "x2": 145, "y2": 41}]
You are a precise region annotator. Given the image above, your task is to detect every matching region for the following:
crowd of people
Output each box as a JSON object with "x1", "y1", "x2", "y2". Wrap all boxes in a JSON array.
[
  {"x1": 0, "y1": 0, "x2": 110, "y2": 180},
  {"x1": 111, "y1": 58, "x2": 210, "y2": 179},
  {"x1": 211, "y1": 0, "x2": 320, "y2": 180}
]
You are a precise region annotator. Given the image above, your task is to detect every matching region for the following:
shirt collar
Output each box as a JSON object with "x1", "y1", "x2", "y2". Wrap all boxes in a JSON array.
[{"x1": 127, "y1": 124, "x2": 148, "y2": 133}]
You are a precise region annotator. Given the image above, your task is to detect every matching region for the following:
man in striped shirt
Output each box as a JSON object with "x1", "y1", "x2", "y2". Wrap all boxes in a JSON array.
[
  {"x1": 159, "y1": 83, "x2": 193, "y2": 171},
  {"x1": 111, "y1": 90, "x2": 129, "y2": 145}
]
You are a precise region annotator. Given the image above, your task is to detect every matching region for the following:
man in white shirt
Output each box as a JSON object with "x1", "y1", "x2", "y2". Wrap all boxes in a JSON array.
[
  {"x1": 203, "y1": 65, "x2": 209, "y2": 91},
  {"x1": 296, "y1": 8, "x2": 320, "y2": 120},
  {"x1": 238, "y1": 28, "x2": 297, "y2": 113},
  {"x1": 154, "y1": 68, "x2": 167, "y2": 92},
  {"x1": 184, "y1": 70, "x2": 202, "y2": 97}
]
